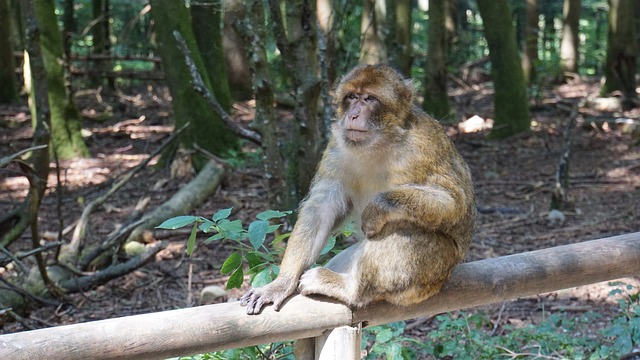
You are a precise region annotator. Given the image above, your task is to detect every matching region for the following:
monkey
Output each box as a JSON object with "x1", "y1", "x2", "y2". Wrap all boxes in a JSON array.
[{"x1": 241, "y1": 64, "x2": 475, "y2": 316}]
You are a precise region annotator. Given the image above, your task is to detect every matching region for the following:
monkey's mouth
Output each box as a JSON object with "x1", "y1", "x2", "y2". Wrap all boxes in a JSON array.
[{"x1": 345, "y1": 129, "x2": 369, "y2": 142}]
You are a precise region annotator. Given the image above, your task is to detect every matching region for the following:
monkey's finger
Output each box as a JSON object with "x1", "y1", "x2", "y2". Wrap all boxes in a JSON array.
[
  {"x1": 247, "y1": 297, "x2": 267, "y2": 315},
  {"x1": 239, "y1": 291, "x2": 252, "y2": 306}
]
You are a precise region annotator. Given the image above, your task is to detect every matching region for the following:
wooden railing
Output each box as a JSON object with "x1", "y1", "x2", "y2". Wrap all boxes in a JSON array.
[{"x1": 1, "y1": 232, "x2": 639, "y2": 360}]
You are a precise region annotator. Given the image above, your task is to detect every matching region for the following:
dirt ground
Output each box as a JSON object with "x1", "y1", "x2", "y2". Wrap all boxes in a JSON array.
[{"x1": 1, "y1": 79, "x2": 639, "y2": 348}]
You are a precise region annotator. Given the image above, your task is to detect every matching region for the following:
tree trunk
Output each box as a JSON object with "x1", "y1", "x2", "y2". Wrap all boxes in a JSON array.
[
  {"x1": 522, "y1": 0, "x2": 539, "y2": 84},
  {"x1": 601, "y1": 0, "x2": 637, "y2": 106},
  {"x1": 560, "y1": 0, "x2": 581, "y2": 75},
  {"x1": 91, "y1": 0, "x2": 112, "y2": 87},
  {"x1": 62, "y1": 0, "x2": 75, "y2": 57},
  {"x1": 0, "y1": 0, "x2": 18, "y2": 104},
  {"x1": 445, "y1": 0, "x2": 459, "y2": 51},
  {"x1": 32, "y1": 0, "x2": 89, "y2": 158},
  {"x1": 222, "y1": 0, "x2": 252, "y2": 100},
  {"x1": 386, "y1": 0, "x2": 412, "y2": 76},
  {"x1": 9, "y1": 0, "x2": 24, "y2": 50},
  {"x1": 191, "y1": 0, "x2": 232, "y2": 112},
  {"x1": 269, "y1": 0, "x2": 326, "y2": 205},
  {"x1": 423, "y1": 0, "x2": 453, "y2": 121},
  {"x1": 477, "y1": 0, "x2": 531, "y2": 139},
  {"x1": 150, "y1": 0, "x2": 238, "y2": 169},
  {"x1": 317, "y1": 0, "x2": 338, "y2": 84},
  {"x1": 237, "y1": 0, "x2": 287, "y2": 211},
  {"x1": 359, "y1": 0, "x2": 387, "y2": 64}
]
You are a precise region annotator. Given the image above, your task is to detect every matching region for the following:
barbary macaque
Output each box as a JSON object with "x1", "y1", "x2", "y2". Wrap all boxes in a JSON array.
[{"x1": 241, "y1": 64, "x2": 476, "y2": 315}]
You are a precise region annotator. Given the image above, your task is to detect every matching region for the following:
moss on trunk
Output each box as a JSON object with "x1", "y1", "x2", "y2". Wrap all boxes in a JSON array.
[
  {"x1": 150, "y1": 0, "x2": 238, "y2": 169},
  {"x1": 33, "y1": 0, "x2": 89, "y2": 158},
  {"x1": 477, "y1": 0, "x2": 531, "y2": 139}
]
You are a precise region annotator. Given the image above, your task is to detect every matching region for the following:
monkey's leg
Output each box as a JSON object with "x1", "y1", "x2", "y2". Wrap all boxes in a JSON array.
[{"x1": 297, "y1": 242, "x2": 365, "y2": 306}]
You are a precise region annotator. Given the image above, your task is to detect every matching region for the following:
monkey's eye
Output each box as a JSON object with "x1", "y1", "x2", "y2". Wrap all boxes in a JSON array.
[
  {"x1": 364, "y1": 95, "x2": 378, "y2": 104},
  {"x1": 346, "y1": 93, "x2": 358, "y2": 100}
]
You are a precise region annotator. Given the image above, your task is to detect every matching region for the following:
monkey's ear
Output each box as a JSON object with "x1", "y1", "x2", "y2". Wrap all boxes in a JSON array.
[{"x1": 402, "y1": 79, "x2": 416, "y2": 103}]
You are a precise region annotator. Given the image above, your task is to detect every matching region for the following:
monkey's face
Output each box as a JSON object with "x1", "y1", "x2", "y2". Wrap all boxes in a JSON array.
[
  {"x1": 334, "y1": 64, "x2": 415, "y2": 148},
  {"x1": 338, "y1": 92, "x2": 381, "y2": 146}
]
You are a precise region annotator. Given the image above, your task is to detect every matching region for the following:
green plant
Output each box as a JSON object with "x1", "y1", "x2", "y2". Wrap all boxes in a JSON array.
[
  {"x1": 599, "y1": 282, "x2": 640, "y2": 356},
  {"x1": 157, "y1": 208, "x2": 292, "y2": 289},
  {"x1": 159, "y1": 207, "x2": 347, "y2": 359},
  {"x1": 362, "y1": 321, "x2": 427, "y2": 359}
]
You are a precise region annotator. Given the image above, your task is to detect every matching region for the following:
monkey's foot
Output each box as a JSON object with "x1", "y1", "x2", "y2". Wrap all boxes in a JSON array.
[{"x1": 298, "y1": 268, "x2": 353, "y2": 304}]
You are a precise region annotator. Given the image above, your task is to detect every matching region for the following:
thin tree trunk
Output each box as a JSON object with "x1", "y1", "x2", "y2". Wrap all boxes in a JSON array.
[
  {"x1": 522, "y1": 0, "x2": 539, "y2": 84},
  {"x1": 360, "y1": 0, "x2": 387, "y2": 64},
  {"x1": 601, "y1": 0, "x2": 637, "y2": 107},
  {"x1": 191, "y1": 0, "x2": 232, "y2": 111},
  {"x1": 477, "y1": 0, "x2": 531, "y2": 138},
  {"x1": 268, "y1": 0, "x2": 325, "y2": 204},
  {"x1": 222, "y1": 0, "x2": 252, "y2": 100},
  {"x1": 423, "y1": 0, "x2": 453, "y2": 121},
  {"x1": 560, "y1": 0, "x2": 581, "y2": 75},
  {"x1": 0, "y1": 0, "x2": 18, "y2": 103},
  {"x1": 237, "y1": 0, "x2": 287, "y2": 210},
  {"x1": 386, "y1": 0, "x2": 412, "y2": 76},
  {"x1": 62, "y1": 0, "x2": 75, "y2": 57}
]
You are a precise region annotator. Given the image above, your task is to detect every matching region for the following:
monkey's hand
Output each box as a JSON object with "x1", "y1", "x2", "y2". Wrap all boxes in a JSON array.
[
  {"x1": 361, "y1": 197, "x2": 393, "y2": 239},
  {"x1": 240, "y1": 276, "x2": 297, "y2": 315}
]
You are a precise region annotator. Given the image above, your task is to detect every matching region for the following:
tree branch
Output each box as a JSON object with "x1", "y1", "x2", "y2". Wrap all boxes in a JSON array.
[{"x1": 173, "y1": 31, "x2": 262, "y2": 145}]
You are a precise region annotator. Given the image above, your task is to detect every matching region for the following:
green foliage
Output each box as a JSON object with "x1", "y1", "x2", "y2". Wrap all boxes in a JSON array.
[
  {"x1": 157, "y1": 208, "x2": 293, "y2": 289},
  {"x1": 362, "y1": 321, "x2": 426, "y2": 359},
  {"x1": 422, "y1": 283, "x2": 640, "y2": 359}
]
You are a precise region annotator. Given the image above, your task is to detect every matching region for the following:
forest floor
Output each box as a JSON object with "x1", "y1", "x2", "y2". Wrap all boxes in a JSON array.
[{"x1": 1, "y1": 78, "x2": 639, "y2": 354}]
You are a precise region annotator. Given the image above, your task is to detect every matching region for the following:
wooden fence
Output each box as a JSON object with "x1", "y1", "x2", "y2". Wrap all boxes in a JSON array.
[{"x1": 1, "y1": 232, "x2": 639, "y2": 360}]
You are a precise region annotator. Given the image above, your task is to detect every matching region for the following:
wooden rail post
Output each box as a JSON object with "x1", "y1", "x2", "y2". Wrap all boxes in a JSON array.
[
  {"x1": 315, "y1": 324, "x2": 362, "y2": 359},
  {"x1": 1, "y1": 232, "x2": 639, "y2": 359}
]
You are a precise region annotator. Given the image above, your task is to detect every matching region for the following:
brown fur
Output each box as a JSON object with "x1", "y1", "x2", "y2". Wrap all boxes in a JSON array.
[{"x1": 241, "y1": 65, "x2": 476, "y2": 317}]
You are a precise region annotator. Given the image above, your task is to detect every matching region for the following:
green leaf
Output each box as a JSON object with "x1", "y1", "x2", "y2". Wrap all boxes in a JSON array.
[
  {"x1": 320, "y1": 236, "x2": 336, "y2": 255},
  {"x1": 248, "y1": 220, "x2": 269, "y2": 250},
  {"x1": 198, "y1": 219, "x2": 216, "y2": 233},
  {"x1": 156, "y1": 215, "x2": 199, "y2": 229},
  {"x1": 226, "y1": 267, "x2": 244, "y2": 289},
  {"x1": 221, "y1": 252, "x2": 242, "y2": 274},
  {"x1": 272, "y1": 232, "x2": 291, "y2": 244},
  {"x1": 246, "y1": 252, "x2": 262, "y2": 269},
  {"x1": 219, "y1": 219, "x2": 245, "y2": 241},
  {"x1": 204, "y1": 233, "x2": 224, "y2": 243},
  {"x1": 376, "y1": 328, "x2": 394, "y2": 344},
  {"x1": 186, "y1": 223, "x2": 198, "y2": 256},
  {"x1": 212, "y1": 207, "x2": 233, "y2": 222},
  {"x1": 251, "y1": 266, "x2": 275, "y2": 287},
  {"x1": 386, "y1": 342, "x2": 403, "y2": 360},
  {"x1": 256, "y1": 210, "x2": 291, "y2": 221},
  {"x1": 266, "y1": 224, "x2": 281, "y2": 233},
  {"x1": 341, "y1": 221, "x2": 355, "y2": 237}
]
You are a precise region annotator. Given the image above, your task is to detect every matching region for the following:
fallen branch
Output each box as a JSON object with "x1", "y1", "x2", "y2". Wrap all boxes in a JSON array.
[
  {"x1": 125, "y1": 160, "x2": 226, "y2": 243},
  {"x1": 67, "y1": 124, "x2": 188, "y2": 262},
  {"x1": 58, "y1": 241, "x2": 165, "y2": 293},
  {"x1": 550, "y1": 103, "x2": 579, "y2": 211},
  {"x1": 0, "y1": 145, "x2": 48, "y2": 168}
]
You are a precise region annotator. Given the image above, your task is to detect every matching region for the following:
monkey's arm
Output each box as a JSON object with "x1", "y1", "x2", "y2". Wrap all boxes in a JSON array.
[
  {"x1": 362, "y1": 180, "x2": 470, "y2": 239},
  {"x1": 240, "y1": 179, "x2": 349, "y2": 314}
]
